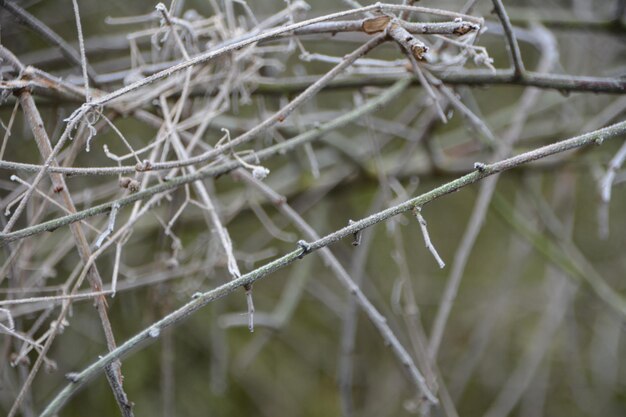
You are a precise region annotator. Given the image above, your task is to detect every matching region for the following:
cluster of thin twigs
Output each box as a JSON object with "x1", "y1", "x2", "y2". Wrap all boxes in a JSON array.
[{"x1": 0, "y1": 0, "x2": 625, "y2": 416}]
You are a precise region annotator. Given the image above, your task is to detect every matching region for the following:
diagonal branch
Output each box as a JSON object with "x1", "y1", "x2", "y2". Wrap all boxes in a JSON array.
[
  {"x1": 11, "y1": 90, "x2": 133, "y2": 417},
  {"x1": 37, "y1": 119, "x2": 626, "y2": 417}
]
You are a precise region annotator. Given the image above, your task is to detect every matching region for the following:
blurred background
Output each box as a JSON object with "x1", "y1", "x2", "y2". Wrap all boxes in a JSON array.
[{"x1": 1, "y1": 0, "x2": 625, "y2": 416}]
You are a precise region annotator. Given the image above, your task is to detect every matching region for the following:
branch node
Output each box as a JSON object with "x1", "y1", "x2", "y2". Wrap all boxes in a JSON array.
[
  {"x1": 297, "y1": 240, "x2": 311, "y2": 259},
  {"x1": 65, "y1": 373, "x2": 81, "y2": 383},
  {"x1": 348, "y1": 219, "x2": 362, "y2": 246},
  {"x1": 474, "y1": 162, "x2": 488, "y2": 172},
  {"x1": 148, "y1": 326, "x2": 160, "y2": 338},
  {"x1": 135, "y1": 160, "x2": 153, "y2": 172}
]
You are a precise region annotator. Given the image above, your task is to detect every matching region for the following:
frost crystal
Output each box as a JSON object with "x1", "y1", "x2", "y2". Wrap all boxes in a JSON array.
[
  {"x1": 149, "y1": 326, "x2": 160, "y2": 338},
  {"x1": 252, "y1": 166, "x2": 270, "y2": 180}
]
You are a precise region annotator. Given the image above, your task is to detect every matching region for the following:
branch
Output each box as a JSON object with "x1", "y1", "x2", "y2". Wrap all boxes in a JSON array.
[
  {"x1": 37, "y1": 119, "x2": 626, "y2": 417},
  {"x1": 253, "y1": 70, "x2": 626, "y2": 95},
  {"x1": 291, "y1": 17, "x2": 480, "y2": 36},
  {"x1": 2, "y1": 68, "x2": 624, "y2": 109}
]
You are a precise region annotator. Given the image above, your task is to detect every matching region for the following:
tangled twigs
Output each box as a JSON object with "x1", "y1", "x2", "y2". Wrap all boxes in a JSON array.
[
  {"x1": 0, "y1": 78, "x2": 412, "y2": 245},
  {"x1": 2, "y1": 2, "x2": 626, "y2": 415}
]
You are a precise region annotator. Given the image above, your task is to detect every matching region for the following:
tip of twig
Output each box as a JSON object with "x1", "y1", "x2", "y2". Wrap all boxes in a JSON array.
[{"x1": 245, "y1": 288, "x2": 255, "y2": 333}]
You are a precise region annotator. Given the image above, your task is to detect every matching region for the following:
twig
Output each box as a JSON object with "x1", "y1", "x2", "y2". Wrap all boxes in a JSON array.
[
  {"x1": 0, "y1": 46, "x2": 25, "y2": 75},
  {"x1": 0, "y1": 100, "x2": 20, "y2": 160},
  {"x1": 597, "y1": 140, "x2": 626, "y2": 238},
  {"x1": 491, "y1": 0, "x2": 525, "y2": 77},
  {"x1": 340, "y1": 196, "x2": 384, "y2": 416},
  {"x1": 239, "y1": 169, "x2": 437, "y2": 402},
  {"x1": 160, "y1": 94, "x2": 247, "y2": 324},
  {"x1": 0, "y1": 291, "x2": 113, "y2": 307},
  {"x1": 2, "y1": 68, "x2": 624, "y2": 108},
  {"x1": 194, "y1": 33, "x2": 386, "y2": 164},
  {"x1": 0, "y1": 35, "x2": 385, "y2": 181},
  {"x1": 71, "y1": 0, "x2": 91, "y2": 102},
  {"x1": 95, "y1": 203, "x2": 120, "y2": 248},
  {"x1": 287, "y1": 18, "x2": 481, "y2": 36},
  {"x1": 64, "y1": 4, "x2": 384, "y2": 111},
  {"x1": 412, "y1": 206, "x2": 446, "y2": 268},
  {"x1": 435, "y1": 81, "x2": 497, "y2": 146},
  {"x1": 599, "y1": 140, "x2": 626, "y2": 204},
  {"x1": 387, "y1": 19, "x2": 429, "y2": 61},
  {"x1": 402, "y1": 50, "x2": 447, "y2": 123}
]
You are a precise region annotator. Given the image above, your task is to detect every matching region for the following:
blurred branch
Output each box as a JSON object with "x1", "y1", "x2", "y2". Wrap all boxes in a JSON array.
[
  {"x1": 2, "y1": 68, "x2": 624, "y2": 105},
  {"x1": 491, "y1": 192, "x2": 626, "y2": 318},
  {"x1": 0, "y1": 0, "x2": 98, "y2": 81},
  {"x1": 252, "y1": 70, "x2": 626, "y2": 94}
]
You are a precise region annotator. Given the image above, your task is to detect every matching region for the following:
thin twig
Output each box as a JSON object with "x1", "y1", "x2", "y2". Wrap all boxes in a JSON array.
[
  {"x1": 412, "y1": 206, "x2": 446, "y2": 269},
  {"x1": 491, "y1": 0, "x2": 525, "y2": 77},
  {"x1": 71, "y1": 0, "x2": 91, "y2": 102}
]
